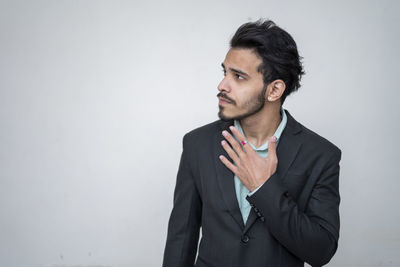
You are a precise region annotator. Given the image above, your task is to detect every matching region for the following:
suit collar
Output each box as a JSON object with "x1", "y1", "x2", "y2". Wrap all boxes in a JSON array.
[{"x1": 214, "y1": 109, "x2": 303, "y2": 232}]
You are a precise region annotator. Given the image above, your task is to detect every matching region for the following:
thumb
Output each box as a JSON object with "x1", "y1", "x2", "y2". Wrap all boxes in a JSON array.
[{"x1": 268, "y1": 136, "x2": 277, "y2": 159}]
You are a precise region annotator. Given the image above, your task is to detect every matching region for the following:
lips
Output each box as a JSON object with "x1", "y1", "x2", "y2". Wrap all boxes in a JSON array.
[{"x1": 219, "y1": 97, "x2": 232, "y2": 104}]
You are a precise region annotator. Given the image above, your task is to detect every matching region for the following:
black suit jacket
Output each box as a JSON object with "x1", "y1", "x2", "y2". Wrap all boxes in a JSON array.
[{"x1": 163, "y1": 109, "x2": 341, "y2": 267}]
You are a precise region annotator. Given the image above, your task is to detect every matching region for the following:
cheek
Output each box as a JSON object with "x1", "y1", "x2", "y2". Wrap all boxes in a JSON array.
[{"x1": 241, "y1": 91, "x2": 261, "y2": 107}]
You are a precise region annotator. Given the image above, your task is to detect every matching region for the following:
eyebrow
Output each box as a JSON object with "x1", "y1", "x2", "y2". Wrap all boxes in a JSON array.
[{"x1": 221, "y1": 63, "x2": 250, "y2": 78}]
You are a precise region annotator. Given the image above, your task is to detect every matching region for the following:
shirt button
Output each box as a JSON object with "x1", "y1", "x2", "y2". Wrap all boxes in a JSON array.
[{"x1": 241, "y1": 235, "x2": 249, "y2": 243}]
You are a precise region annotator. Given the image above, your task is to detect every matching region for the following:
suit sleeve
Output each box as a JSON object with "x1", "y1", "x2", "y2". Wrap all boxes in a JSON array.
[
  {"x1": 162, "y1": 134, "x2": 202, "y2": 267},
  {"x1": 246, "y1": 149, "x2": 341, "y2": 267}
]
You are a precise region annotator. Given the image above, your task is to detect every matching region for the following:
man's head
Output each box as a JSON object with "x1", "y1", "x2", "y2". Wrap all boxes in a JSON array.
[{"x1": 217, "y1": 19, "x2": 304, "y2": 121}]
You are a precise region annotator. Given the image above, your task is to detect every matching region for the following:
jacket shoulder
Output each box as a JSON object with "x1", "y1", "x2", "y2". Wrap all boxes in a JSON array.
[
  {"x1": 284, "y1": 109, "x2": 341, "y2": 158},
  {"x1": 298, "y1": 122, "x2": 342, "y2": 159},
  {"x1": 183, "y1": 120, "x2": 223, "y2": 143}
]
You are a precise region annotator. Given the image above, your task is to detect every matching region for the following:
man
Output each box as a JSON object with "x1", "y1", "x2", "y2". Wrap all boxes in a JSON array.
[{"x1": 162, "y1": 19, "x2": 341, "y2": 267}]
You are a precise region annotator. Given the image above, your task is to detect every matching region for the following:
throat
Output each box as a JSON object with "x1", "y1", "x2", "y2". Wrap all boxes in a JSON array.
[{"x1": 238, "y1": 109, "x2": 282, "y2": 147}]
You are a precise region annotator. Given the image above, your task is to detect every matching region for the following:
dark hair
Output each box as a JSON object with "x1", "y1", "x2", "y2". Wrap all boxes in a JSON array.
[{"x1": 230, "y1": 19, "x2": 305, "y2": 105}]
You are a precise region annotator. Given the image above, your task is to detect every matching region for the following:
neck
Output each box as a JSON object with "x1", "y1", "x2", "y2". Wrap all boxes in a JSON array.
[{"x1": 238, "y1": 103, "x2": 282, "y2": 148}]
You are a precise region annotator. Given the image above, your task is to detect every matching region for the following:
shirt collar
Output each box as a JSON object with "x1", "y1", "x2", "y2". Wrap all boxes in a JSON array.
[{"x1": 233, "y1": 107, "x2": 287, "y2": 151}]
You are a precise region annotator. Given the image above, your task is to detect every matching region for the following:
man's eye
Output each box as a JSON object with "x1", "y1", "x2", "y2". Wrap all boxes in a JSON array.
[
  {"x1": 235, "y1": 74, "x2": 244, "y2": 80},
  {"x1": 222, "y1": 70, "x2": 226, "y2": 76}
]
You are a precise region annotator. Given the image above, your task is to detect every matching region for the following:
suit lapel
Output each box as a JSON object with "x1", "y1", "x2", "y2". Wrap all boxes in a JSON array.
[
  {"x1": 213, "y1": 109, "x2": 303, "y2": 233},
  {"x1": 213, "y1": 119, "x2": 245, "y2": 230},
  {"x1": 243, "y1": 109, "x2": 303, "y2": 233}
]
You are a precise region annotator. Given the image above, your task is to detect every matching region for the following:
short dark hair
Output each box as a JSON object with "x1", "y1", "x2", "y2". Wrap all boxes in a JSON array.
[{"x1": 230, "y1": 19, "x2": 305, "y2": 105}]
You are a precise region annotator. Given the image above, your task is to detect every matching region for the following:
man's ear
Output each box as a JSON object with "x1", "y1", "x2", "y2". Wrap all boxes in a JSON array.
[{"x1": 266, "y1": 79, "x2": 286, "y2": 102}]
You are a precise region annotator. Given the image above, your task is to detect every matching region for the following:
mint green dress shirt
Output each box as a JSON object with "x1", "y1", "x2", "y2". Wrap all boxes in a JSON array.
[{"x1": 233, "y1": 107, "x2": 287, "y2": 224}]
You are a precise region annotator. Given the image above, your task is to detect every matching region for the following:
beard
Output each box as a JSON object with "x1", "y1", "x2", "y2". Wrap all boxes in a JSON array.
[{"x1": 218, "y1": 86, "x2": 267, "y2": 121}]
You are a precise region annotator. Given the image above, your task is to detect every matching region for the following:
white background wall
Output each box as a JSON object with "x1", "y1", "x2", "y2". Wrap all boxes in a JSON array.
[{"x1": 1, "y1": 0, "x2": 399, "y2": 266}]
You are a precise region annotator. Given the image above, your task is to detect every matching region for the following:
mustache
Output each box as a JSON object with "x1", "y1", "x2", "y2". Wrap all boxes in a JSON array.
[{"x1": 217, "y1": 93, "x2": 236, "y2": 105}]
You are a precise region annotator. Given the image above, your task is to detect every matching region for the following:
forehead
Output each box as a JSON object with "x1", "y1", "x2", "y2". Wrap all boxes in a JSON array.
[{"x1": 223, "y1": 48, "x2": 263, "y2": 73}]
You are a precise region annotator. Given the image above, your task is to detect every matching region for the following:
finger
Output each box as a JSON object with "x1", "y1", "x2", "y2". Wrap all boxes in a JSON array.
[
  {"x1": 268, "y1": 136, "x2": 277, "y2": 159},
  {"x1": 229, "y1": 126, "x2": 256, "y2": 155},
  {"x1": 221, "y1": 140, "x2": 240, "y2": 164},
  {"x1": 222, "y1": 130, "x2": 245, "y2": 157},
  {"x1": 219, "y1": 155, "x2": 238, "y2": 174}
]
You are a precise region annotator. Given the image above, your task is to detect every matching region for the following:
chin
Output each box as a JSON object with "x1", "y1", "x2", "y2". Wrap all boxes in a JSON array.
[
  {"x1": 218, "y1": 110, "x2": 232, "y2": 121},
  {"x1": 218, "y1": 110, "x2": 241, "y2": 121}
]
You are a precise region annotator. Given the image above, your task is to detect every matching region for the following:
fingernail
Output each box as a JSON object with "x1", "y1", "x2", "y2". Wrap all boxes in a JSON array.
[
  {"x1": 272, "y1": 136, "x2": 277, "y2": 142},
  {"x1": 222, "y1": 131, "x2": 228, "y2": 136},
  {"x1": 229, "y1": 126, "x2": 234, "y2": 130},
  {"x1": 221, "y1": 140, "x2": 226, "y2": 145}
]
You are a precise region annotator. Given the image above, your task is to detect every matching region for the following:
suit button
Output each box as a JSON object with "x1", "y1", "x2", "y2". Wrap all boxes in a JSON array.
[
  {"x1": 253, "y1": 207, "x2": 259, "y2": 213},
  {"x1": 241, "y1": 235, "x2": 249, "y2": 243},
  {"x1": 257, "y1": 212, "x2": 262, "y2": 217},
  {"x1": 260, "y1": 216, "x2": 265, "y2": 222}
]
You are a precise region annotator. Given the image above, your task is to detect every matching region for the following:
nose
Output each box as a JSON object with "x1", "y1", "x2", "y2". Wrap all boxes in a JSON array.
[{"x1": 217, "y1": 76, "x2": 231, "y2": 92}]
